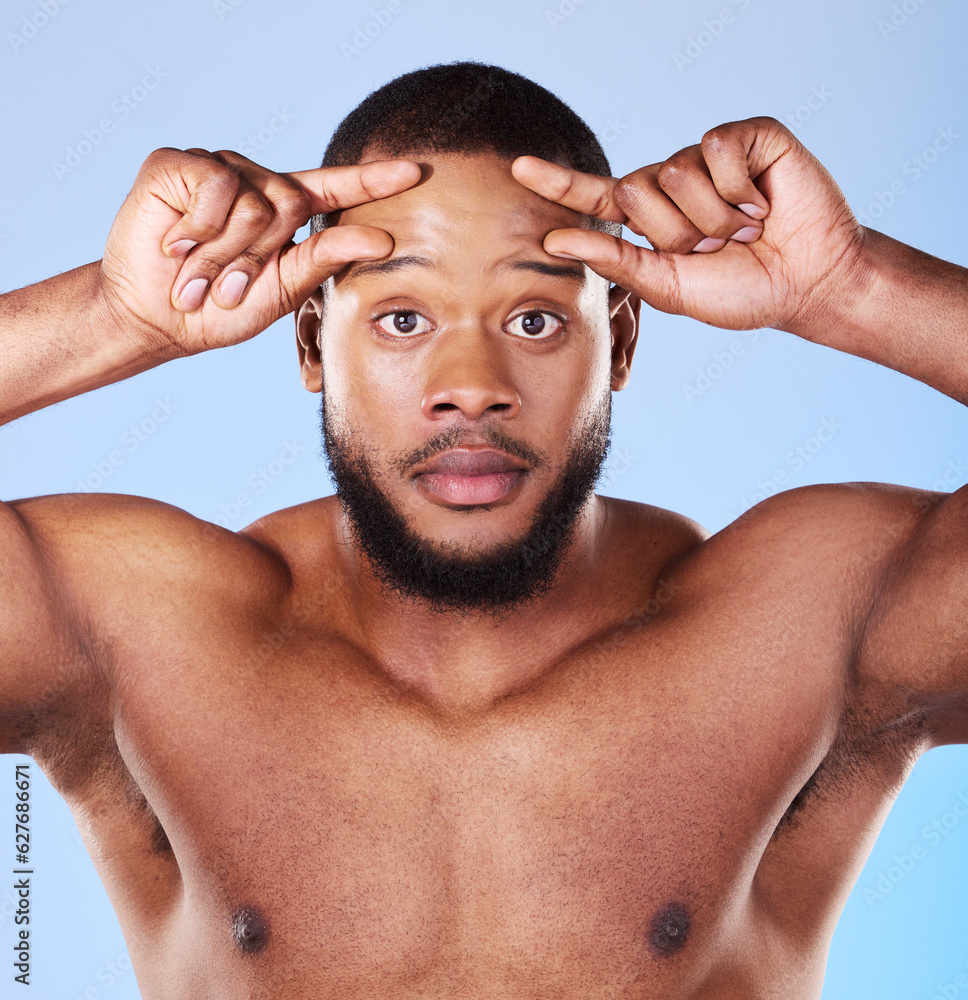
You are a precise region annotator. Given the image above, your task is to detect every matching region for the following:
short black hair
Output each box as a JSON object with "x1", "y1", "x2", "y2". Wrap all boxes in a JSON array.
[{"x1": 311, "y1": 60, "x2": 621, "y2": 239}]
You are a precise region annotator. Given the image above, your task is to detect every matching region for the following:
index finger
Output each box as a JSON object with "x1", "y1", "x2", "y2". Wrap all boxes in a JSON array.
[
  {"x1": 511, "y1": 156, "x2": 628, "y2": 225},
  {"x1": 286, "y1": 159, "x2": 422, "y2": 215}
]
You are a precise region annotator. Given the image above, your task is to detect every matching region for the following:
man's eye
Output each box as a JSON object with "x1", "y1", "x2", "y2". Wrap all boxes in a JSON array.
[
  {"x1": 375, "y1": 311, "x2": 432, "y2": 336},
  {"x1": 506, "y1": 311, "x2": 563, "y2": 340}
]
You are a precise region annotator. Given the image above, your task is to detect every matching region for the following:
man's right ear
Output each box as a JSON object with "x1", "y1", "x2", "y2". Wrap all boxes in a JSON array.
[{"x1": 295, "y1": 287, "x2": 324, "y2": 393}]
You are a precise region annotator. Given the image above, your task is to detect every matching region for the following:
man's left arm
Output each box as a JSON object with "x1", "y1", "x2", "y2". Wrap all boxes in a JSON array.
[
  {"x1": 511, "y1": 115, "x2": 968, "y2": 403},
  {"x1": 511, "y1": 116, "x2": 968, "y2": 736}
]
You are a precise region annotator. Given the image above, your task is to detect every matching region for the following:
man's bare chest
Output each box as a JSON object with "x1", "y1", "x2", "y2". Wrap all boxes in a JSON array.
[{"x1": 85, "y1": 588, "x2": 854, "y2": 993}]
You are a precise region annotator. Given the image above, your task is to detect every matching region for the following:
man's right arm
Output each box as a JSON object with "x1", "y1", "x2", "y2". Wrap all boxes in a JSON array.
[
  {"x1": 0, "y1": 260, "x2": 176, "y2": 426},
  {"x1": 0, "y1": 146, "x2": 421, "y2": 748},
  {"x1": 1, "y1": 147, "x2": 421, "y2": 426}
]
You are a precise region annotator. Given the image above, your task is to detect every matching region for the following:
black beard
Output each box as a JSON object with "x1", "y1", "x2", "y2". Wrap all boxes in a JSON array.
[{"x1": 320, "y1": 391, "x2": 612, "y2": 621}]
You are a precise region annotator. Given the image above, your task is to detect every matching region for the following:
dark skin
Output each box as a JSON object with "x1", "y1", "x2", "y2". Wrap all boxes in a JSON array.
[{"x1": 1, "y1": 117, "x2": 967, "y2": 998}]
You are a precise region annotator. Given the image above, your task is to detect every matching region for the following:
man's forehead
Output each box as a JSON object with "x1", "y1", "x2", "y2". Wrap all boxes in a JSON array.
[{"x1": 337, "y1": 151, "x2": 587, "y2": 236}]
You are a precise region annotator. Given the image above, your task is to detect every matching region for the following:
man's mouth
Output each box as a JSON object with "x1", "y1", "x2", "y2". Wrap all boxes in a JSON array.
[{"x1": 413, "y1": 448, "x2": 529, "y2": 506}]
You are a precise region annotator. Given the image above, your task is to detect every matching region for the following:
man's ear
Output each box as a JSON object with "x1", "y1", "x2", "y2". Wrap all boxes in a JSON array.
[
  {"x1": 608, "y1": 284, "x2": 641, "y2": 391},
  {"x1": 295, "y1": 287, "x2": 324, "y2": 393}
]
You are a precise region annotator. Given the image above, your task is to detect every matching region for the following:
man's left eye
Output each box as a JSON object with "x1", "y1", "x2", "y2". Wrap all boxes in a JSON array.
[{"x1": 506, "y1": 311, "x2": 563, "y2": 339}]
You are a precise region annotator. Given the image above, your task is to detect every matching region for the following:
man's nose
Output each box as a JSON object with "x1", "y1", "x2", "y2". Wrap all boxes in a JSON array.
[{"x1": 420, "y1": 326, "x2": 522, "y2": 421}]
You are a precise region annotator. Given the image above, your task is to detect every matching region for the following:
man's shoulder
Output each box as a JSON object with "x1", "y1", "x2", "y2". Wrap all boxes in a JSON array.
[
  {"x1": 612, "y1": 481, "x2": 946, "y2": 595},
  {"x1": 728, "y1": 480, "x2": 943, "y2": 538},
  {"x1": 11, "y1": 490, "x2": 292, "y2": 606},
  {"x1": 688, "y1": 480, "x2": 947, "y2": 586}
]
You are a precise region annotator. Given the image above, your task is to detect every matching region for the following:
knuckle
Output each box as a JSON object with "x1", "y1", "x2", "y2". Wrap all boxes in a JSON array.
[
  {"x1": 615, "y1": 236, "x2": 639, "y2": 271},
  {"x1": 701, "y1": 126, "x2": 731, "y2": 151},
  {"x1": 233, "y1": 195, "x2": 273, "y2": 230},
  {"x1": 752, "y1": 115, "x2": 782, "y2": 131},
  {"x1": 279, "y1": 188, "x2": 312, "y2": 225},
  {"x1": 614, "y1": 175, "x2": 643, "y2": 211},
  {"x1": 550, "y1": 170, "x2": 578, "y2": 204},
  {"x1": 187, "y1": 220, "x2": 224, "y2": 241},
  {"x1": 177, "y1": 252, "x2": 221, "y2": 278},
  {"x1": 141, "y1": 146, "x2": 182, "y2": 178},
  {"x1": 664, "y1": 226, "x2": 702, "y2": 254},
  {"x1": 655, "y1": 160, "x2": 686, "y2": 190},
  {"x1": 230, "y1": 248, "x2": 271, "y2": 274},
  {"x1": 147, "y1": 145, "x2": 180, "y2": 163},
  {"x1": 195, "y1": 169, "x2": 241, "y2": 213}
]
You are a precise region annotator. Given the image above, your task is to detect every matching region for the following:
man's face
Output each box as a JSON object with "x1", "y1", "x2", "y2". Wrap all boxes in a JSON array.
[{"x1": 299, "y1": 151, "x2": 635, "y2": 617}]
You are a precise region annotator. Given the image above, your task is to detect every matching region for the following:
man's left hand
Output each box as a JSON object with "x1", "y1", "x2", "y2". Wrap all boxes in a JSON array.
[{"x1": 511, "y1": 116, "x2": 866, "y2": 336}]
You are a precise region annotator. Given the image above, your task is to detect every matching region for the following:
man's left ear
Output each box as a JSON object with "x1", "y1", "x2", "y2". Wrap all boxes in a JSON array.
[
  {"x1": 608, "y1": 284, "x2": 641, "y2": 391},
  {"x1": 295, "y1": 287, "x2": 324, "y2": 393}
]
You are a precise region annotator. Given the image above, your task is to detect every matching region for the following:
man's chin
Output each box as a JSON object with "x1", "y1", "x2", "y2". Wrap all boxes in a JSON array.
[
  {"x1": 320, "y1": 389, "x2": 612, "y2": 619},
  {"x1": 343, "y1": 488, "x2": 575, "y2": 620}
]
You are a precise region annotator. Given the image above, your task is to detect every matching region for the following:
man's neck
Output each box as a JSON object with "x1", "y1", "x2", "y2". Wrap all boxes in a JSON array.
[{"x1": 331, "y1": 494, "x2": 616, "y2": 713}]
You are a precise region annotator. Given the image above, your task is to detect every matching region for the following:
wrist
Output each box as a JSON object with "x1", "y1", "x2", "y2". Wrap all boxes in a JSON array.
[
  {"x1": 783, "y1": 228, "x2": 968, "y2": 404},
  {"x1": 91, "y1": 263, "x2": 190, "y2": 369},
  {"x1": 783, "y1": 226, "x2": 886, "y2": 354}
]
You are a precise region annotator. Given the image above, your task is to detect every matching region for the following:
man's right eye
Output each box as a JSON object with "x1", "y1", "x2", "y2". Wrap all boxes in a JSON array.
[{"x1": 374, "y1": 311, "x2": 433, "y2": 337}]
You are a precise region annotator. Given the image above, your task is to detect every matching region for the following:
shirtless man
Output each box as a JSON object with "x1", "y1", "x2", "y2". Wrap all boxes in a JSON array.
[{"x1": 2, "y1": 60, "x2": 967, "y2": 998}]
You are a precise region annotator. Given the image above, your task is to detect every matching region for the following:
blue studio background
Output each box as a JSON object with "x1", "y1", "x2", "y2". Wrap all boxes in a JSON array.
[{"x1": 1, "y1": 0, "x2": 967, "y2": 996}]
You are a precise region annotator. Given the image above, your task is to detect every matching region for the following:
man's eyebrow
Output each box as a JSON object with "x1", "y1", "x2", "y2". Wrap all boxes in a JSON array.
[
  {"x1": 504, "y1": 259, "x2": 586, "y2": 283},
  {"x1": 341, "y1": 254, "x2": 586, "y2": 284},
  {"x1": 341, "y1": 254, "x2": 436, "y2": 281}
]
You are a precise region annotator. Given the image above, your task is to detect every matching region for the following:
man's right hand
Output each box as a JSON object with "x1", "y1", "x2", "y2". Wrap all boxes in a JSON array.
[{"x1": 98, "y1": 148, "x2": 421, "y2": 356}]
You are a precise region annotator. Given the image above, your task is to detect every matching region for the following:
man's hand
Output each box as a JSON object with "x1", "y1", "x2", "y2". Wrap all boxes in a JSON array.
[
  {"x1": 98, "y1": 148, "x2": 421, "y2": 356},
  {"x1": 511, "y1": 117, "x2": 865, "y2": 335}
]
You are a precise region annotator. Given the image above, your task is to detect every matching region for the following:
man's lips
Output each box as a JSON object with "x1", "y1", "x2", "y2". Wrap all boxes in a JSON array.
[
  {"x1": 415, "y1": 448, "x2": 527, "y2": 476},
  {"x1": 413, "y1": 448, "x2": 529, "y2": 505}
]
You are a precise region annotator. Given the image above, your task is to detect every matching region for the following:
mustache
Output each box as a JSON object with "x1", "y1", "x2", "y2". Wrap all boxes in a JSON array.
[{"x1": 389, "y1": 424, "x2": 545, "y2": 477}]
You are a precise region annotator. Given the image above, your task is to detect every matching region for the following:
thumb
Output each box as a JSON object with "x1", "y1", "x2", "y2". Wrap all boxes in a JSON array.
[
  {"x1": 544, "y1": 228, "x2": 679, "y2": 311},
  {"x1": 278, "y1": 225, "x2": 394, "y2": 310}
]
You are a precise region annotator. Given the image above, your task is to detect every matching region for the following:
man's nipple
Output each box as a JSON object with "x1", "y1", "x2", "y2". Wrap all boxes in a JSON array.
[
  {"x1": 232, "y1": 905, "x2": 269, "y2": 954},
  {"x1": 649, "y1": 901, "x2": 690, "y2": 956}
]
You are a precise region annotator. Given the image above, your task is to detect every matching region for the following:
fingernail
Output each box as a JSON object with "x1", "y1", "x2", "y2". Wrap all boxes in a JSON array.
[
  {"x1": 738, "y1": 203, "x2": 767, "y2": 220},
  {"x1": 692, "y1": 237, "x2": 726, "y2": 253},
  {"x1": 178, "y1": 277, "x2": 209, "y2": 311},
  {"x1": 167, "y1": 239, "x2": 197, "y2": 257},
  {"x1": 546, "y1": 250, "x2": 583, "y2": 260},
  {"x1": 218, "y1": 271, "x2": 249, "y2": 307},
  {"x1": 730, "y1": 226, "x2": 761, "y2": 243}
]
